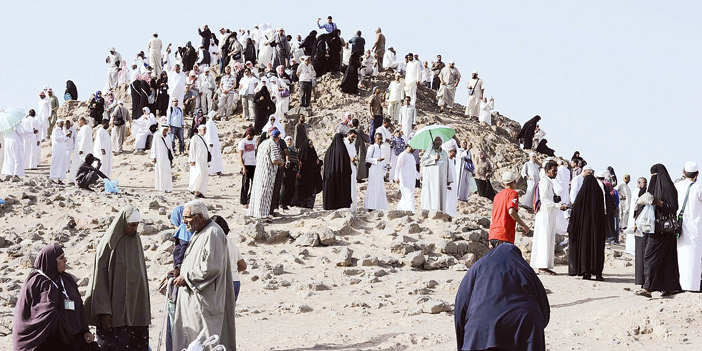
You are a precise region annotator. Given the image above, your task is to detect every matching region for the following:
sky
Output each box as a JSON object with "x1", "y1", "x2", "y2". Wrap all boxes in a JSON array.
[{"x1": 1, "y1": 0, "x2": 700, "y2": 187}]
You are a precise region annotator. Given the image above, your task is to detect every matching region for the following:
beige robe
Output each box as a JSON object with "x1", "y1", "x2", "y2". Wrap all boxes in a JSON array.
[{"x1": 173, "y1": 221, "x2": 236, "y2": 350}]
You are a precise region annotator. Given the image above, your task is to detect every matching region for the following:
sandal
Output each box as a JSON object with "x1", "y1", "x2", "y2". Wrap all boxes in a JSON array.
[
  {"x1": 661, "y1": 290, "x2": 680, "y2": 297},
  {"x1": 539, "y1": 269, "x2": 557, "y2": 276},
  {"x1": 634, "y1": 290, "x2": 652, "y2": 298}
]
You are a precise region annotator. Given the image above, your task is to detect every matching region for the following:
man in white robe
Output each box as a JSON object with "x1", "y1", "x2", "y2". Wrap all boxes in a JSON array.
[
  {"x1": 172, "y1": 201, "x2": 236, "y2": 351},
  {"x1": 520, "y1": 152, "x2": 540, "y2": 209},
  {"x1": 364, "y1": 133, "x2": 389, "y2": 210},
  {"x1": 398, "y1": 96, "x2": 416, "y2": 140},
  {"x1": 478, "y1": 97, "x2": 494, "y2": 125},
  {"x1": 616, "y1": 174, "x2": 632, "y2": 230},
  {"x1": 188, "y1": 124, "x2": 209, "y2": 197},
  {"x1": 205, "y1": 114, "x2": 224, "y2": 175},
  {"x1": 345, "y1": 131, "x2": 359, "y2": 212},
  {"x1": 676, "y1": 162, "x2": 702, "y2": 291},
  {"x1": 106, "y1": 47, "x2": 123, "y2": 90},
  {"x1": 465, "y1": 71, "x2": 484, "y2": 118},
  {"x1": 420, "y1": 136, "x2": 454, "y2": 212},
  {"x1": 37, "y1": 91, "x2": 51, "y2": 141},
  {"x1": 404, "y1": 54, "x2": 421, "y2": 106},
  {"x1": 394, "y1": 144, "x2": 419, "y2": 213},
  {"x1": 151, "y1": 126, "x2": 173, "y2": 192},
  {"x1": 68, "y1": 117, "x2": 94, "y2": 184},
  {"x1": 147, "y1": 33, "x2": 163, "y2": 75},
  {"x1": 21, "y1": 110, "x2": 41, "y2": 169},
  {"x1": 167, "y1": 64, "x2": 187, "y2": 111},
  {"x1": 63, "y1": 120, "x2": 76, "y2": 169},
  {"x1": 530, "y1": 161, "x2": 568, "y2": 274},
  {"x1": 93, "y1": 120, "x2": 113, "y2": 179},
  {"x1": 569, "y1": 165, "x2": 593, "y2": 203},
  {"x1": 49, "y1": 119, "x2": 68, "y2": 182},
  {"x1": 375, "y1": 118, "x2": 393, "y2": 179},
  {"x1": 1, "y1": 122, "x2": 27, "y2": 181},
  {"x1": 455, "y1": 140, "x2": 477, "y2": 201},
  {"x1": 387, "y1": 74, "x2": 405, "y2": 124},
  {"x1": 438, "y1": 61, "x2": 461, "y2": 112},
  {"x1": 131, "y1": 107, "x2": 156, "y2": 153},
  {"x1": 445, "y1": 145, "x2": 459, "y2": 217}
]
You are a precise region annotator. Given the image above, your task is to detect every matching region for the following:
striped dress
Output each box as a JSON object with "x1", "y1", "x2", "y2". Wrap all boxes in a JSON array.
[{"x1": 248, "y1": 138, "x2": 282, "y2": 218}]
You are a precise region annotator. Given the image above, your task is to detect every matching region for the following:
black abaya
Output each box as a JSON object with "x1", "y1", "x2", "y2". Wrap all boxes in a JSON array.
[
  {"x1": 322, "y1": 134, "x2": 352, "y2": 210},
  {"x1": 301, "y1": 31, "x2": 317, "y2": 56},
  {"x1": 517, "y1": 115, "x2": 541, "y2": 150},
  {"x1": 65, "y1": 80, "x2": 78, "y2": 100},
  {"x1": 253, "y1": 87, "x2": 275, "y2": 135},
  {"x1": 312, "y1": 34, "x2": 330, "y2": 77},
  {"x1": 475, "y1": 178, "x2": 495, "y2": 201},
  {"x1": 155, "y1": 77, "x2": 169, "y2": 116},
  {"x1": 535, "y1": 139, "x2": 555, "y2": 156},
  {"x1": 340, "y1": 54, "x2": 361, "y2": 94},
  {"x1": 297, "y1": 141, "x2": 323, "y2": 207},
  {"x1": 567, "y1": 175, "x2": 606, "y2": 277}
]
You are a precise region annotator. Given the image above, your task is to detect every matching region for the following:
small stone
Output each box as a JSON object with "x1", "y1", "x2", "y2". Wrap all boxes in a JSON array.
[
  {"x1": 297, "y1": 304, "x2": 313, "y2": 313},
  {"x1": 294, "y1": 233, "x2": 320, "y2": 247},
  {"x1": 404, "y1": 251, "x2": 425, "y2": 268},
  {"x1": 335, "y1": 248, "x2": 354, "y2": 267}
]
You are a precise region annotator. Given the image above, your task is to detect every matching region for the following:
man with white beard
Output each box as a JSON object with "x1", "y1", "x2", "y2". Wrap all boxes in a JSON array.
[
  {"x1": 465, "y1": 71, "x2": 484, "y2": 119},
  {"x1": 49, "y1": 119, "x2": 69, "y2": 183},
  {"x1": 403, "y1": 53, "x2": 421, "y2": 106},
  {"x1": 344, "y1": 130, "x2": 359, "y2": 211},
  {"x1": 151, "y1": 125, "x2": 173, "y2": 192},
  {"x1": 204, "y1": 112, "x2": 224, "y2": 175},
  {"x1": 106, "y1": 47, "x2": 123, "y2": 90},
  {"x1": 148, "y1": 33, "x2": 163, "y2": 75},
  {"x1": 68, "y1": 117, "x2": 93, "y2": 184},
  {"x1": 394, "y1": 144, "x2": 420, "y2": 213},
  {"x1": 189, "y1": 124, "x2": 209, "y2": 198},
  {"x1": 22, "y1": 110, "x2": 41, "y2": 170},
  {"x1": 37, "y1": 91, "x2": 51, "y2": 141},
  {"x1": 387, "y1": 74, "x2": 404, "y2": 124},
  {"x1": 520, "y1": 152, "x2": 540, "y2": 210},
  {"x1": 421, "y1": 136, "x2": 454, "y2": 212},
  {"x1": 93, "y1": 120, "x2": 113, "y2": 179}
]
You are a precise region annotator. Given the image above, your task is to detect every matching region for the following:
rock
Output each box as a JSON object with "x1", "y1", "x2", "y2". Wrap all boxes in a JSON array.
[
  {"x1": 422, "y1": 299, "x2": 452, "y2": 314},
  {"x1": 297, "y1": 304, "x2": 313, "y2": 313},
  {"x1": 440, "y1": 240, "x2": 470, "y2": 256},
  {"x1": 429, "y1": 210, "x2": 451, "y2": 221},
  {"x1": 404, "y1": 223, "x2": 423, "y2": 234},
  {"x1": 477, "y1": 217, "x2": 491, "y2": 228},
  {"x1": 245, "y1": 223, "x2": 290, "y2": 244},
  {"x1": 423, "y1": 255, "x2": 457, "y2": 270},
  {"x1": 405, "y1": 308, "x2": 423, "y2": 316},
  {"x1": 335, "y1": 248, "x2": 355, "y2": 267},
  {"x1": 361, "y1": 256, "x2": 379, "y2": 266},
  {"x1": 453, "y1": 263, "x2": 469, "y2": 271},
  {"x1": 294, "y1": 233, "x2": 320, "y2": 247},
  {"x1": 459, "y1": 253, "x2": 477, "y2": 267},
  {"x1": 405, "y1": 251, "x2": 426, "y2": 268},
  {"x1": 318, "y1": 227, "x2": 336, "y2": 245},
  {"x1": 296, "y1": 282, "x2": 331, "y2": 291},
  {"x1": 342, "y1": 268, "x2": 364, "y2": 276},
  {"x1": 387, "y1": 210, "x2": 413, "y2": 220}
]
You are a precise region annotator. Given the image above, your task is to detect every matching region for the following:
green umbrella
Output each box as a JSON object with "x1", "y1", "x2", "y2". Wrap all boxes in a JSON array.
[
  {"x1": 0, "y1": 108, "x2": 26, "y2": 133},
  {"x1": 408, "y1": 124, "x2": 456, "y2": 150}
]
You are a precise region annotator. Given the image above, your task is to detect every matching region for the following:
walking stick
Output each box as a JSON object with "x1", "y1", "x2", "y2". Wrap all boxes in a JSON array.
[{"x1": 157, "y1": 277, "x2": 174, "y2": 351}]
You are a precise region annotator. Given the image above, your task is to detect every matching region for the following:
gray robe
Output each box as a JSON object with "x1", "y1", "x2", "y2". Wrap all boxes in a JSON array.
[
  {"x1": 420, "y1": 148, "x2": 454, "y2": 211},
  {"x1": 173, "y1": 221, "x2": 236, "y2": 350}
]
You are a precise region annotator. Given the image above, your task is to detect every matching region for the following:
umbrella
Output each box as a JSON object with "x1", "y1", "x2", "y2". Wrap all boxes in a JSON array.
[
  {"x1": 408, "y1": 124, "x2": 456, "y2": 150},
  {"x1": 0, "y1": 108, "x2": 26, "y2": 133}
]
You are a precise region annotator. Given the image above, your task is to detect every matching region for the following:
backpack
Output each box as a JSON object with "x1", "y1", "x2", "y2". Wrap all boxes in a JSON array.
[{"x1": 533, "y1": 182, "x2": 541, "y2": 214}]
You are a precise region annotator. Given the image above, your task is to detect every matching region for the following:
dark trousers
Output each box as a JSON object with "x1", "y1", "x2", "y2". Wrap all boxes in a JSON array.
[
  {"x1": 369, "y1": 114, "x2": 383, "y2": 138},
  {"x1": 475, "y1": 178, "x2": 495, "y2": 201},
  {"x1": 240, "y1": 165, "x2": 255, "y2": 204},
  {"x1": 300, "y1": 81, "x2": 312, "y2": 107},
  {"x1": 281, "y1": 167, "x2": 297, "y2": 206},
  {"x1": 432, "y1": 76, "x2": 441, "y2": 90},
  {"x1": 170, "y1": 126, "x2": 185, "y2": 153},
  {"x1": 270, "y1": 168, "x2": 283, "y2": 214}
]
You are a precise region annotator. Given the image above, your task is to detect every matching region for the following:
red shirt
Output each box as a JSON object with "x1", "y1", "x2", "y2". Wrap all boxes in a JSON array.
[{"x1": 489, "y1": 188, "x2": 520, "y2": 243}]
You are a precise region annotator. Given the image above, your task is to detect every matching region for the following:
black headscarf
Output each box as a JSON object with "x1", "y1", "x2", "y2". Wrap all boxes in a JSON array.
[
  {"x1": 65, "y1": 80, "x2": 78, "y2": 100},
  {"x1": 13, "y1": 245, "x2": 89, "y2": 349},
  {"x1": 607, "y1": 166, "x2": 618, "y2": 186},
  {"x1": 567, "y1": 175, "x2": 606, "y2": 277},
  {"x1": 535, "y1": 139, "x2": 555, "y2": 156},
  {"x1": 648, "y1": 163, "x2": 678, "y2": 216},
  {"x1": 323, "y1": 133, "x2": 353, "y2": 210},
  {"x1": 301, "y1": 30, "x2": 318, "y2": 56},
  {"x1": 297, "y1": 140, "x2": 323, "y2": 200},
  {"x1": 455, "y1": 243, "x2": 549, "y2": 351},
  {"x1": 516, "y1": 115, "x2": 541, "y2": 148},
  {"x1": 244, "y1": 39, "x2": 257, "y2": 64}
]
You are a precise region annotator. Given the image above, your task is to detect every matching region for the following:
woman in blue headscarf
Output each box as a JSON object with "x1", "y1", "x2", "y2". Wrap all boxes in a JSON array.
[
  {"x1": 89, "y1": 91, "x2": 105, "y2": 125},
  {"x1": 170, "y1": 206, "x2": 193, "y2": 269}
]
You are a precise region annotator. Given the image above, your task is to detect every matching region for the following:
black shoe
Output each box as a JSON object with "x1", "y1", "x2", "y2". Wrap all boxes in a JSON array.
[
  {"x1": 281, "y1": 205, "x2": 289, "y2": 210},
  {"x1": 595, "y1": 275, "x2": 604, "y2": 281},
  {"x1": 582, "y1": 274, "x2": 591, "y2": 280}
]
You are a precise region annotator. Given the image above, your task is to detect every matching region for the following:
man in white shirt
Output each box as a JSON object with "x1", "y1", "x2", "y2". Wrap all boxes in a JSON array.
[
  {"x1": 197, "y1": 68, "x2": 217, "y2": 115},
  {"x1": 296, "y1": 56, "x2": 316, "y2": 108},
  {"x1": 238, "y1": 127, "x2": 257, "y2": 207},
  {"x1": 404, "y1": 53, "x2": 421, "y2": 106},
  {"x1": 148, "y1": 33, "x2": 163, "y2": 75},
  {"x1": 387, "y1": 74, "x2": 404, "y2": 124},
  {"x1": 238, "y1": 68, "x2": 259, "y2": 121}
]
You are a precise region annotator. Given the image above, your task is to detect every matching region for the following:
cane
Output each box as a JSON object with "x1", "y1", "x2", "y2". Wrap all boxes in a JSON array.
[{"x1": 157, "y1": 277, "x2": 174, "y2": 351}]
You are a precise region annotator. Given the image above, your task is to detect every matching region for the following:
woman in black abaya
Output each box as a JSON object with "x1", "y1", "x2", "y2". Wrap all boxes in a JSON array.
[
  {"x1": 296, "y1": 140, "x2": 323, "y2": 208},
  {"x1": 64, "y1": 80, "x2": 78, "y2": 100},
  {"x1": 322, "y1": 133, "x2": 352, "y2": 210},
  {"x1": 635, "y1": 163, "x2": 681, "y2": 298},
  {"x1": 253, "y1": 84, "x2": 275, "y2": 134},
  {"x1": 516, "y1": 115, "x2": 541, "y2": 150},
  {"x1": 311, "y1": 34, "x2": 330, "y2": 77},
  {"x1": 567, "y1": 175, "x2": 606, "y2": 280},
  {"x1": 301, "y1": 30, "x2": 317, "y2": 56},
  {"x1": 340, "y1": 54, "x2": 362, "y2": 94},
  {"x1": 155, "y1": 71, "x2": 169, "y2": 116}
]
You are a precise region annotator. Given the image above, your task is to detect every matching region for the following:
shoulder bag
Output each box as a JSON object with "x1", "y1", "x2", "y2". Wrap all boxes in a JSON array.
[
  {"x1": 198, "y1": 135, "x2": 212, "y2": 162},
  {"x1": 672, "y1": 183, "x2": 694, "y2": 237}
]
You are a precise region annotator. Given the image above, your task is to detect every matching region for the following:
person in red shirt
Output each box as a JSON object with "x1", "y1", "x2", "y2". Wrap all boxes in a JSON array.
[{"x1": 489, "y1": 171, "x2": 530, "y2": 248}]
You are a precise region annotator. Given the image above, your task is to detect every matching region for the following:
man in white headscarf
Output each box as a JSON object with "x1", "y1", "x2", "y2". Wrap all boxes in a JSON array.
[
  {"x1": 421, "y1": 136, "x2": 454, "y2": 212},
  {"x1": 68, "y1": 117, "x2": 94, "y2": 184},
  {"x1": 151, "y1": 125, "x2": 173, "y2": 192},
  {"x1": 520, "y1": 152, "x2": 540, "y2": 209},
  {"x1": 109, "y1": 101, "x2": 130, "y2": 154},
  {"x1": 445, "y1": 144, "x2": 459, "y2": 217},
  {"x1": 438, "y1": 61, "x2": 461, "y2": 112},
  {"x1": 37, "y1": 91, "x2": 51, "y2": 141},
  {"x1": 404, "y1": 53, "x2": 421, "y2": 106},
  {"x1": 167, "y1": 64, "x2": 186, "y2": 112},
  {"x1": 93, "y1": 120, "x2": 113, "y2": 179},
  {"x1": 399, "y1": 96, "x2": 416, "y2": 140},
  {"x1": 188, "y1": 124, "x2": 209, "y2": 198},
  {"x1": 49, "y1": 119, "x2": 69, "y2": 183},
  {"x1": 1, "y1": 120, "x2": 28, "y2": 181},
  {"x1": 205, "y1": 112, "x2": 224, "y2": 175},
  {"x1": 364, "y1": 132, "x2": 389, "y2": 211},
  {"x1": 465, "y1": 71, "x2": 484, "y2": 118},
  {"x1": 394, "y1": 144, "x2": 420, "y2": 213},
  {"x1": 106, "y1": 47, "x2": 123, "y2": 90},
  {"x1": 570, "y1": 165, "x2": 593, "y2": 202},
  {"x1": 615, "y1": 174, "x2": 632, "y2": 230},
  {"x1": 148, "y1": 33, "x2": 163, "y2": 75},
  {"x1": 345, "y1": 130, "x2": 359, "y2": 211},
  {"x1": 22, "y1": 110, "x2": 41, "y2": 170}
]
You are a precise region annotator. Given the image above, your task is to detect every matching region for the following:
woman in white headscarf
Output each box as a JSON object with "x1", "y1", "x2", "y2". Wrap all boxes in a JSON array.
[
  {"x1": 132, "y1": 107, "x2": 157, "y2": 153},
  {"x1": 261, "y1": 115, "x2": 286, "y2": 138}
]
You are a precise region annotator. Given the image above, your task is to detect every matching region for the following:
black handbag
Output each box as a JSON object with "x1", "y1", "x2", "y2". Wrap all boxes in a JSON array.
[
  {"x1": 656, "y1": 214, "x2": 681, "y2": 235},
  {"x1": 161, "y1": 137, "x2": 173, "y2": 162}
]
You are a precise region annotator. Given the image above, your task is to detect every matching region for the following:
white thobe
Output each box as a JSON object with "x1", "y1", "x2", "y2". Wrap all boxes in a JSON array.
[
  {"x1": 49, "y1": 127, "x2": 68, "y2": 180},
  {"x1": 569, "y1": 175, "x2": 585, "y2": 204},
  {"x1": 205, "y1": 120, "x2": 224, "y2": 174},
  {"x1": 383, "y1": 51, "x2": 399, "y2": 70},
  {"x1": 404, "y1": 60, "x2": 421, "y2": 105},
  {"x1": 21, "y1": 117, "x2": 40, "y2": 169},
  {"x1": 148, "y1": 37, "x2": 163, "y2": 74},
  {"x1": 387, "y1": 81, "x2": 404, "y2": 124},
  {"x1": 676, "y1": 179, "x2": 702, "y2": 291},
  {"x1": 531, "y1": 177, "x2": 560, "y2": 269},
  {"x1": 188, "y1": 135, "x2": 209, "y2": 193},
  {"x1": 394, "y1": 151, "x2": 419, "y2": 213},
  {"x1": 107, "y1": 52, "x2": 123, "y2": 89},
  {"x1": 64, "y1": 126, "x2": 76, "y2": 167},
  {"x1": 556, "y1": 165, "x2": 571, "y2": 205},
  {"x1": 151, "y1": 134, "x2": 173, "y2": 192},
  {"x1": 132, "y1": 114, "x2": 156, "y2": 150},
  {"x1": 1, "y1": 125, "x2": 26, "y2": 177},
  {"x1": 167, "y1": 70, "x2": 186, "y2": 108},
  {"x1": 420, "y1": 148, "x2": 454, "y2": 212},
  {"x1": 68, "y1": 125, "x2": 93, "y2": 183},
  {"x1": 37, "y1": 97, "x2": 51, "y2": 141},
  {"x1": 364, "y1": 144, "x2": 388, "y2": 210},
  {"x1": 478, "y1": 99, "x2": 494, "y2": 125},
  {"x1": 520, "y1": 161, "x2": 540, "y2": 209},
  {"x1": 375, "y1": 126, "x2": 392, "y2": 172},
  {"x1": 93, "y1": 128, "x2": 113, "y2": 179},
  {"x1": 399, "y1": 105, "x2": 416, "y2": 140},
  {"x1": 344, "y1": 139, "x2": 358, "y2": 212},
  {"x1": 445, "y1": 157, "x2": 458, "y2": 217},
  {"x1": 616, "y1": 182, "x2": 632, "y2": 226},
  {"x1": 465, "y1": 78, "x2": 484, "y2": 117}
]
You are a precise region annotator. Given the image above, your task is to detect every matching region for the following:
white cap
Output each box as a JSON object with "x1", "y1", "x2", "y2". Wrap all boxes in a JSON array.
[
  {"x1": 472, "y1": 70, "x2": 478, "y2": 74},
  {"x1": 127, "y1": 210, "x2": 141, "y2": 223},
  {"x1": 449, "y1": 60, "x2": 455, "y2": 64},
  {"x1": 583, "y1": 165, "x2": 593, "y2": 171},
  {"x1": 529, "y1": 152, "x2": 536, "y2": 157},
  {"x1": 153, "y1": 32, "x2": 157, "y2": 35},
  {"x1": 685, "y1": 161, "x2": 698, "y2": 173},
  {"x1": 198, "y1": 124, "x2": 207, "y2": 131},
  {"x1": 109, "y1": 47, "x2": 115, "y2": 51},
  {"x1": 595, "y1": 171, "x2": 606, "y2": 178},
  {"x1": 501, "y1": 171, "x2": 518, "y2": 184}
]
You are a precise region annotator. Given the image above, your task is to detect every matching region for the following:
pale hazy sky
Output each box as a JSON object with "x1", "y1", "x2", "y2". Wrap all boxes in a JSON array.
[{"x1": 1, "y1": 0, "x2": 700, "y2": 185}]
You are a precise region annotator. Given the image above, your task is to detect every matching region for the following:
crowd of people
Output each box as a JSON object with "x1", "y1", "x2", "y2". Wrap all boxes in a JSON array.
[{"x1": 4, "y1": 16, "x2": 702, "y2": 351}]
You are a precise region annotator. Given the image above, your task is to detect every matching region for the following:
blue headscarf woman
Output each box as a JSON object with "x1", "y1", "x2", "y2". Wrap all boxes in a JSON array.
[
  {"x1": 171, "y1": 206, "x2": 193, "y2": 269},
  {"x1": 89, "y1": 90, "x2": 105, "y2": 124}
]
